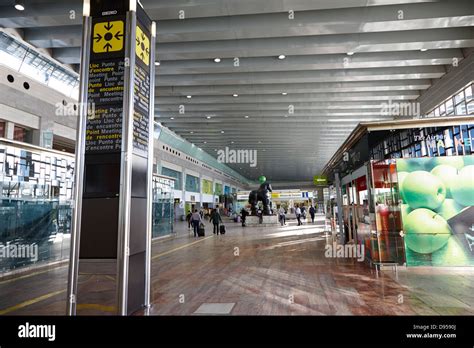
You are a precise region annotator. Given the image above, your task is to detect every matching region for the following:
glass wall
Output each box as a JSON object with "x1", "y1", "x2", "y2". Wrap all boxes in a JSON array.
[
  {"x1": 0, "y1": 32, "x2": 79, "y2": 99},
  {"x1": 369, "y1": 160, "x2": 405, "y2": 265},
  {"x1": 214, "y1": 183, "x2": 223, "y2": 195},
  {"x1": 0, "y1": 140, "x2": 75, "y2": 273},
  {"x1": 152, "y1": 176, "x2": 175, "y2": 238},
  {"x1": 202, "y1": 179, "x2": 213, "y2": 195},
  {"x1": 426, "y1": 83, "x2": 473, "y2": 117},
  {"x1": 185, "y1": 174, "x2": 199, "y2": 193},
  {"x1": 161, "y1": 166, "x2": 182, "y2": 190},
  {"x1": 0, "y1": 140, "x2": 177, "y2": 273}
]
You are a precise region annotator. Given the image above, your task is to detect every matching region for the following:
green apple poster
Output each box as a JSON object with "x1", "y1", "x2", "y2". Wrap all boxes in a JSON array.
[{"x1": 397, "y1": 155, "x2": 474, "y2": 266}]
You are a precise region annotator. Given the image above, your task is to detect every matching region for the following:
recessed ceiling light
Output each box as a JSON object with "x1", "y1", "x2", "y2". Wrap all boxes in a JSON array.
[
  {"x1": 213, "y1": 58, "x2": 221, "y2": 63},
  {"x1": 14, "y1": 1, "x2": 25, "y2": 11},
  {"x1": 420, "y1": 48, "x2": 428, "y2": 52},
  {"x1": 186, "y1": 95, "x2": 192, "y2": 99},
  {"x1": 232, "y1": 93, "x2": 238, "y2": 97},
  {"x1": 278, "y1": 54, "x2": 286, "y2": 60},
  {"x1": 281, "y1": 92, "x2": 288, "y2": 96},
  {"x1": 154, "y1": 61, "x2": 160, "y2": 66},
  {"x1": 244, "y1": 115, "x2": 249, "y2": 118},
  {"x1": 347, "y1": 52, "x2": 354, "y2": 56}
]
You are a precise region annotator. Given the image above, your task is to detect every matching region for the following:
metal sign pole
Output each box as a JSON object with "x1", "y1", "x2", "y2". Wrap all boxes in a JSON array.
[
  {"x1": 66, "y1": 12, "x2": 91, "y2": 316},
  {"x1": 144, "y1": 21, "x2": 156, "y2": 309},
  {"x1": 116, "y1": 8, "x2": 136, "y2": 316}
]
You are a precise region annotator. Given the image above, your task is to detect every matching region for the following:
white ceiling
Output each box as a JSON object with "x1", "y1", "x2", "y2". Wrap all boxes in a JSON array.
[{"x1": 0, "y1": 0, "x2": 473, "y2": 181}]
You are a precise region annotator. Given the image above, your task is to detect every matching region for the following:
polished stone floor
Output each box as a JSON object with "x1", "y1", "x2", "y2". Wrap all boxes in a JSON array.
[{"x1": 1, "y1": 215, "x2": 474, "y2": 315}]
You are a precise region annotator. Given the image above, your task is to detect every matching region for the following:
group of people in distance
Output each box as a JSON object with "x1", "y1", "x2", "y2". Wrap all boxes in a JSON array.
[
  {"x1": 277, "y1": 204, "x2": 317, "y2": 226},
  {"x1": 186, "y1": 203, "x2": 318, "y2": 235},
  {"x1": 186, "y1": 208, "x2": 223, "y2": 237}
]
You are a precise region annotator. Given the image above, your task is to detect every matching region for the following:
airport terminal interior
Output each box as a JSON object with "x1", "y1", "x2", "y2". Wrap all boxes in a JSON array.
[{"x1": 0, "y1": 0, "x2": 473, "y2": 316}]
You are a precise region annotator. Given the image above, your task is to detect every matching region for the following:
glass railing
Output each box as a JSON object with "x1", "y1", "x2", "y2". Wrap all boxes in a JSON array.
[
  {"x1": 0, "y1": 199, "x2": 72, "y2": 272},
  {"x1": 0, "y1": 139, "x2": 176, "y2": 273}
]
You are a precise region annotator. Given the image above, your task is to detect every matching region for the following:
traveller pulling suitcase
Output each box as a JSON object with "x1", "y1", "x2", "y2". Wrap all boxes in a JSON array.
[{"x1": 219, "y1": 224, "x2": 226, "y2": 234}]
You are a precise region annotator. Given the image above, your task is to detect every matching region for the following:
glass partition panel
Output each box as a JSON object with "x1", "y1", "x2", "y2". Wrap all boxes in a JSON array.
[
  {"x1": 152, "y1": 176, "x2": 175, "y2": 238},
  {"x1": 0, "y1": 140, "x2": 75, "y2": 273}
]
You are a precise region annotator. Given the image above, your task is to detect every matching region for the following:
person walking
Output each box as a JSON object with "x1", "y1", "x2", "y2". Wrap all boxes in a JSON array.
[
  {"x1": 190, "y1": 209, "x2": 202, "y2": 237},
  {"x1": 309, "y1": 205, "x2": 316, "y2": 223},
  {"x1": 240, "y1": 207, "x2": 248, "y2": 227},
  {"x1": 186, "y1": 210, "x2": 192, "y2": 230},
  {"x1": 209, "y1": 208, "x2": 223, "y2": 234},
  {"x1": 295, "y1": 205, "x2": 302, "y2": 226},
  {"x1": 278, "y1": 206, "x2": 286, "y2": 226}
]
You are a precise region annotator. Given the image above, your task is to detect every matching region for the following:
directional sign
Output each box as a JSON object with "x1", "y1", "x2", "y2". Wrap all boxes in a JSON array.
[
  {"x1": 135, "y1": 25, "x2": 150, "y2": 66},
  {"x1": 93, "y1": 20, "x2": 124, "y2": 53}
]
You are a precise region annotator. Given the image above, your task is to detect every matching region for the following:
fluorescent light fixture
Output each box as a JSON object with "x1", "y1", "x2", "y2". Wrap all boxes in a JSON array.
[
  {"x1": 170, "y1": 117, "x2": 174, "y2": 120},
  {"x1": 206, "y1": 116, "x2": 211, "y2": 119},
  {"x1": 278, "y1": 55, "x2": 286, "y2": 60},
  {"x1": 155, "y1": 61, "x2": 160, "y2": 66},
  {"x1": 151, "y1": 22, "x2": 156, "y2": 37},
  {"x1": 129, "y1": 0, "x2": 137, "y2": 12},
  {"x1": 244, "y1": 115, "x2": 249, "y2": 118},
  {"x1": 186, "y1": 95, "x2": 192, "y2": 99},
  {"x1": 232, "y1": 93, "x2": 238, "y2": 97},
  {"x1": 221, "y1": 130, "x2": 225, "y2": 134},
  {"x1": 83, "y1": 0, "x2": 90, "y2": 16},
  {"x1": 190, "y1": 131, "x2": 194, "y2": 134},
  {"x1": 14, "y1": 0, "x2": 25, "y2": 11},
  {"x1": 420, "y1": 48, "x2": 428, "y2": 52},
  {"x1": 281, "y1": 92, "x2": 288, "y2": 96},
  {"x1": 231, "y1": 141, "x2": 234, "y2": 144},
  {"x1": 204, "y1": 141, "x2": 207, "y2": 144},
  {"x1": 347, "y1": 52, "x2": 354, "y2": 56},
  {"x1": 213, "y1": 58, "x2": 221, "y2": 63}
]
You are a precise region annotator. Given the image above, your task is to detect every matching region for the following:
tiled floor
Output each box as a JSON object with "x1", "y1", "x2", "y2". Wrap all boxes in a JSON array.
[{"x1": 1, "y1": 215, "x2": 474, "y2": 315}]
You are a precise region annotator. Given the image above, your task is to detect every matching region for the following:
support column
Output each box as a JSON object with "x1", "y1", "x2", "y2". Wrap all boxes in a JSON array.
[
  {"x1": 334, "y1": 172, "x2": 345, "y2": 245},
  {"x1": 5, "y1": 121, "x2": 14, "y2": 140}
]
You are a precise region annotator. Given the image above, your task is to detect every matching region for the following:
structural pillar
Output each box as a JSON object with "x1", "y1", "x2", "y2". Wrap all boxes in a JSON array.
[{"x1": 334, "y1": 172, "x2": 345, "y2": 245}]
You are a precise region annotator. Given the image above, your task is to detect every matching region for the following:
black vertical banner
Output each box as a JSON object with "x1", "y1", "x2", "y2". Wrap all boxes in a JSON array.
[{"x1": 74, "y1": 0, "x2": 155, "y2": 315}]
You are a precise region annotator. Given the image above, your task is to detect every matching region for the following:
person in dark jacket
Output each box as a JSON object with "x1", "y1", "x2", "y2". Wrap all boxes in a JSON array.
[
  {"x1": 309, "y1": 205, "x2": 316, "y2": 223},
  {"x1": 209, "y1": 209, "x2": 223, "y2": 234},
  {"x1": 240, "y1": 208, "x2": 248, "y2": 227},
  {"x1": 186, "y1": 211, "x2": 192, "y2": 229}
]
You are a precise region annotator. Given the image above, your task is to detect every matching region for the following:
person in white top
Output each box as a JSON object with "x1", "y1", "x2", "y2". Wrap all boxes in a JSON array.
[
  {"x1": 295, "y1": 205, "x2": 302, "y2": 226},
  {"x1": 190, "y1": 210, "x2": 202, "y2": 237},
  {"x1": 278, "y1": 206, "x2": 286, "y2": 226}
]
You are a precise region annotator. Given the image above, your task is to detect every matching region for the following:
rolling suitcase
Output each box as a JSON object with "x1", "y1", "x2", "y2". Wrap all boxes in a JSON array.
[
  {"x1": 219, "y1": 224, "x2": 226, "y2": 234},
  {"x1": 198, "y1": 223, "x2": 205, "y2": 237}
]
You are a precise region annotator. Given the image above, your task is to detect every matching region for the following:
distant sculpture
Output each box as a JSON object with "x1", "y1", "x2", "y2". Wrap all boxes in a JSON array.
[{"x1": 248, "y1": 175, "x2": 273, "y2": 216}]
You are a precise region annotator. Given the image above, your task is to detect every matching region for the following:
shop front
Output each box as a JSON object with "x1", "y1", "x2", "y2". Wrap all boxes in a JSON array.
[{"x1": 324, "y1": 116, "x2": 474, "y2": 267}]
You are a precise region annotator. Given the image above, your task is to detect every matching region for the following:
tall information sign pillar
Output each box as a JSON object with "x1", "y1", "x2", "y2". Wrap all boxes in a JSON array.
[{"x1": 67, "y1": 0, "x2": 156, "y2": 315}]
